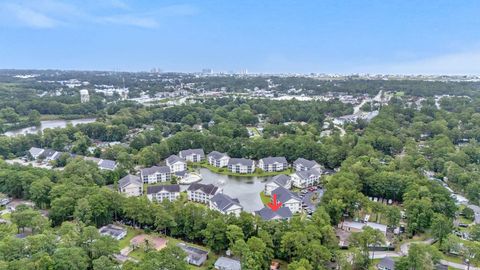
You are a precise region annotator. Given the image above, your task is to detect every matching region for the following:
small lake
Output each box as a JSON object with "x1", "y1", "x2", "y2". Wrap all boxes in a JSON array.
[
  {"x1": 3, "y1": 118, "x2": 97, "y2": 137},
  {"x1": 188, "y1": 168, "x2": 269, "y2": 213}
]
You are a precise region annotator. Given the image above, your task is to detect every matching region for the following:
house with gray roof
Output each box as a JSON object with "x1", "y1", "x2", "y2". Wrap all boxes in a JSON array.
[
  {"x1": 188, "y1": 183, "x2": 220, "y2": 204},
  {"x1": 255, "y1": 206, "x2": 292, "y2": 221},
  {"x1": 28, "y1": 147, "x2": 45, "y2": 160},
  {"x1": 271, "y1": 186, "x2": 302, "y2": 214},
  {"x1": 166, "y1": 155, "x2": 187, "y2": 173},
  {"x1": 147, "y1": 185, "x2": 180, "y2": 202},
  {"x1": 140, "y1": 166, "x2": 171, "y2": 184},
  {"x1": 39, "y1": 149, "x2": 62, "y2": 162},
  {"x1": 208, "y1": 151, "x2": 230, "y2": 168},
  {"x1": 118, "y1": 174, "x2": 143, "y2": 197},
  {"x1": 214, "y1": 257, "x2": 241, "y2": 270},
  {"x1": 99, "y1": 224, "x2": 127, "y2": 240},
  {"x1": 293, "y1": 158, "x2": 322, "y2": 172},
  {"x1": 292, "y1": 169, "x2": 321, "y2": 188},
  {"x1": 209, "y1": 193, "x2": 243, "y2": 217},
  {"x1": 227, "y1": 158, "x2": 255, "y2": 174},
  {"x1": 98, "y1": 159, "x2": 117, "y2": 171},
  {"x1": 264, "y1": 175, "x2": 292, "y2": 196},
  {"x1": 177, "y1": 243, "x2": 208, "y2": 266},
  {"x1": 377, "y1": 257, "x2": 395, "y2": 270},
  {"x1": 179, "y1": 148, "x2": 205, "y2": 163},
  {"x1": 258, "y1": 156, "x2": 288, "y2": 172},
  {"x1": 340, "y1": 221, "x2": 388, "y2": 236}
]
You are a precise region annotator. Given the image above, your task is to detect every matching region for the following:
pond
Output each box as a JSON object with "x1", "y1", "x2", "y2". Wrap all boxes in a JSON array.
[
  {"x1": 190, "y1": 168, "x2": 269, "y2": 213},
  {"x1": 3, "y1": 118, "x2": 97, "y2": 137}
]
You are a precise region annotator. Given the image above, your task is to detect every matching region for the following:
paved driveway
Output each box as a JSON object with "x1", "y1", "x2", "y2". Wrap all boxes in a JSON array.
[{"x1": 301, "y1": 188, "x2": 324, "y2": 212}]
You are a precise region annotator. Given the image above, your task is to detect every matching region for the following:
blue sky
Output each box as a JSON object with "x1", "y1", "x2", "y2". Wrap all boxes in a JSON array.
[{"x1": 1, "y1": 0, "x2": 480, "y2": 74}]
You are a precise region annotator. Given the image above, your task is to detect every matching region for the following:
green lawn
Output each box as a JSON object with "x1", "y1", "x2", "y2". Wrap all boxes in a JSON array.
[
  {"x1": 246, "y1": 127, "x2": 261, "y2": 137},
  {"x1": 260, "y1": 191, "x2": 270, "y2": 205},
  {"x1": 119, "y1": 227, "x2": 143, "y2": 249},
  {"x1": 1, "y1": 212, "x2": 11, "y2": 221},
  {"x1": 431, "y1": 242, "x2": 480, "y2": 268},
  {"x1": 119, "y1": 226, "x2": 219, "y2": 269}
]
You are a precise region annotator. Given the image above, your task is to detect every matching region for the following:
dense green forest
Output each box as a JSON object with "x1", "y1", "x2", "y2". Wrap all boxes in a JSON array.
[{"x1": 1, "y1": 71, "x2": 480, "y2": 269}]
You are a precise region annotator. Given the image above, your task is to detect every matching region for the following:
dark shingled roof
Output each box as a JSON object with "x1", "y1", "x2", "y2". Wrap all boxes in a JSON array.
[
  {"x1": 210, "y1": 193, "x2": 242, "y2": 212},
  {"x1": 179, "y1": 148, "x2": 205, "y2": 157},
  {"x1": 187, "y1": 183, "x2": 219, "y2": 195},
  {"x1": 260, "y1": 156, "x2": 287, "y2": 165},
  {"x1": 271, "y1": 186, "x2": 301, "y2": 203},
  {"x1": 147, "y1": 184, "x2": 180, "y2": 194},
  {"x1": 118, "y1": 174, "x2": 141, "y2": 188},
  {"x1": 99, "y1": 159, "x2": 117, "y2": 170},
  {"x1": 377, "y1": 257, "x2": 395, "y2": 270},
  {"x1": 166, "y1": 154, "x2": 185, "y2": 164},
  {"x1": 207, "y1": 151, "x2": 229, "y2": 160},
  {"x1": 255, "y1": 206, "x2": 292, "y2": 221},
  {"x1": 293, "y1": 158, "x2": 319, "y2": 169},
  {"x1": 295, "y1": 169, "x2": 321, "y2": 179},
  {"x1": 266, "y1": 174, "x2": 291, "y2": 186},
  {"x1": 141, "y1": 165, "x2": 171, "y2": 175},
  {"x1": 228, "y1": 158, "x2": 254, "y2": 166},
  {"x1": 29, "y1": 147, "x2": 44, "y2": 157}
]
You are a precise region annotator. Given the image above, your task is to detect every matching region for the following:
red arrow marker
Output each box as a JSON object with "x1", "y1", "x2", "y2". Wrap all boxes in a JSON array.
[{"x1": 268, "y1": 194, "x2": 282, "y2": 212}]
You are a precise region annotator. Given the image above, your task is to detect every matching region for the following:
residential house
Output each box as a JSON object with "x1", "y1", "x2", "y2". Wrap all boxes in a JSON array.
[
  {"x1": 40, "y1": 149, "x2": 62, "y2": 162},
  {"x1": 255, "y1": 206, "x2": 292, "y2": 221},
  {"x1": 118, "y1": 174, "x2": 143, "y2": 197},
  {"x1": 271, "y1": 186, "x2": 302, "y2": 214},
  {"x1": 291, "y1": 169, "x2": 321, "y2": 188},
  {"x1": 214, "y1": 257, "x2": 241, "y2": 270},
  {"x1": 28, "y1": 147, "x2": 44, "y2": 160},
  {"x1": 339, "y1": 221, "x2": 388, "y2": 236},
  {"x1": 140, "y1": 166, "x2": 171, "y2": 184},
  {"x1": 98, "y1": 159, "x2": 117, "y2": 170},
  {"x1": 99, "y1": 224, "x2": 127, "y2": 240},
  {"x1": 227, "y1": 158, "x2": 255, "y2": 174},
  {"x1": 264, "y1": 175, "x2": 291, "y2": 196},
  {"x1": 187, "y1": 183, "x2": 220, "y2": 204},
  {"x1": 179, "y1": 149, "x2": 205, "y2": 162},
  {"x1": 146, "y1": 185, "x2": 180, "y2": 203},
  {"x1": 177, "y1": 243, "x2": 208, "y2": 266},
  {"x1": 166, "y1": 155, "x2": 187, "y2": 173},
  {"x1": 207, "y1": 151, "x2": 230, "y2": 168},
  {"x1": 258, "y1": 157, "x2": 288, "y2": 172},
  {"x1": 209, "y1": 193, "x2": 243, "y2": 216},
  {"x1": 293, "y1": 158, "x2": 322, "y2": 172},
  {"x1": 85, "y1": 157, "x2": 117, "y2": 171},
  {"x1": 377, "y1": 257, "x2": 395, "y2": 270}
]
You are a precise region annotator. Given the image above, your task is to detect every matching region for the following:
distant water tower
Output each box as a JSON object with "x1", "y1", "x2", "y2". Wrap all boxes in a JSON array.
[{"x1": 80, "y1": 89, "x2": 90, "y2": 103}]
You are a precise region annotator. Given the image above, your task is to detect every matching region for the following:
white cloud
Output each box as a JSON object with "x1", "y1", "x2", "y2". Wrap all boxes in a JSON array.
[
  {"x1": 101, "y1": 15, "x2": 159, "y2": 28},
  {"x1": 3, "y1": 3, "x2": 59, "y2": 28},
  {"x1": 0, "y1": 1, "x2": 197, "y2": 29}
]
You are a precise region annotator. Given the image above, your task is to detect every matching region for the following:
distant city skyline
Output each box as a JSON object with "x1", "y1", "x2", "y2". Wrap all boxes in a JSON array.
[{"x1": 1, "y1": 0, "x2": 480, "y2": 75}]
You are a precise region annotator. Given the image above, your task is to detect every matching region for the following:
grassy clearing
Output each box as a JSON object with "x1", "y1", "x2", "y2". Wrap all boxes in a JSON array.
[
  {"x1": 118, "y1": 227, "x2": 143, "y2": 249},
  {"x1": 119, "y1": 226, "x2": 218, "y2": 269},
  {"x1": 260, "y1": 191, "x2": 270, "y2": 205}
]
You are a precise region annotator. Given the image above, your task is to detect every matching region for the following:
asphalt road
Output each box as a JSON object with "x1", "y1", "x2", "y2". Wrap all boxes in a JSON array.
[{"x1": 300, "y1": 188, "x2": 324, "y2": 212}]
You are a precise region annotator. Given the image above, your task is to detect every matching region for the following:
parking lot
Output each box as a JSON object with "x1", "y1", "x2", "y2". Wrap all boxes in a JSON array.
[{"x1": 299, "y1": 186, "x2": 324, "y2": 215}]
